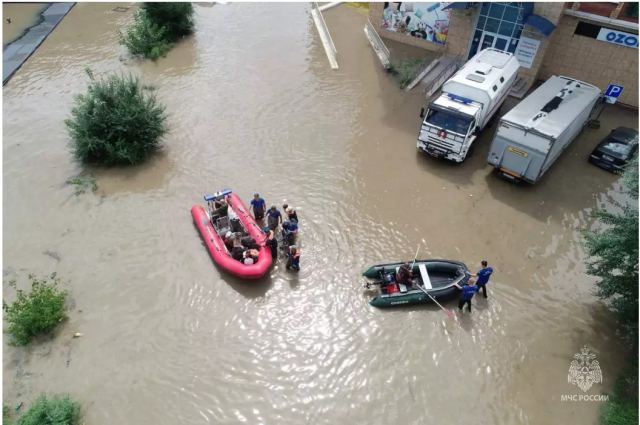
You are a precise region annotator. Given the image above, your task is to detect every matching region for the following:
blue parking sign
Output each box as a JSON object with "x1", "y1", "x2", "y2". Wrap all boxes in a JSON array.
[{"x1": 605, "y1": 84, "x2": 624, "y2": 98}]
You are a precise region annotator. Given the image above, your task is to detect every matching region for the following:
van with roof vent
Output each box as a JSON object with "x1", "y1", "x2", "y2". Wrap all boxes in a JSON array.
[
  {"x1": 487, "y1": 75, "x2": 601, "y2": 183},
  {"x1": 417, "y1": 48, "x2": 520, "y2": 163}
]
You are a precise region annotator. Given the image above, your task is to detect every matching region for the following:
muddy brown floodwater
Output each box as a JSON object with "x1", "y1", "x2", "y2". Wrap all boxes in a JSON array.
[
  {"x1": 2, "y1": 3, "x2": 49, "y2": 46},
  {"x1": 3, "y1": 3, "x2": 635, "y2": 424}
]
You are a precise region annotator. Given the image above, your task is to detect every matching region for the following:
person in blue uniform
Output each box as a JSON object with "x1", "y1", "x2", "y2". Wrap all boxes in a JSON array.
[
  {"x1": 250, "y1": 193, "x2": 266, "y2": 220},
  {"x1": 456, "y1": 280, "x2": 478, "y2": 312},
  {"x1": 282, "y1": 220, "x2": 299, "y2": 247},
  {"x1": 266, "y1": 205, "x2": 282, "y2": 231},
  {"x1": 472, "y1": 260, "x2": 493, "y2": 299}
]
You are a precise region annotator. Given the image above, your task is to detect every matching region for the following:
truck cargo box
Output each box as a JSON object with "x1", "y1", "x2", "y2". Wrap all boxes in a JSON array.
[{"x1": 487, "y1": 75, "x2": 601, "y2": 183}]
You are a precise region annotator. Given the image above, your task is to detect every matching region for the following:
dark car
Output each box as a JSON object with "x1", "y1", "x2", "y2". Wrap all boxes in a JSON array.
[{"x1": 589, "y1": 127, "x2": 638, "y2": 173}]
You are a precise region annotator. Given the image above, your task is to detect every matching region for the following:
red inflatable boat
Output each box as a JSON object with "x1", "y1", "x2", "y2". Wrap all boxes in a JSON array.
[{"x1": 191, "y1": 189, "x2": 272, "y2": 279}]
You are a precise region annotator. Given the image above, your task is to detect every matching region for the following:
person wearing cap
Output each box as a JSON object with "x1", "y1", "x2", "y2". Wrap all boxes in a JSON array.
[
  {"x1": 266, "y1": 205, "x2": 282, "y2": 231},
  {"x1": 286, "y1": 245, "x2": 301, "y2": 271},
  {"x1": 283, "y1": 204, "x2": 298, "y2": 223},
  {"x1": 250, "y1": 193, "x2": 266, "y2": 221},
  {"x1": 471, "y1": 260, "x2": 493, "y2": 298}
]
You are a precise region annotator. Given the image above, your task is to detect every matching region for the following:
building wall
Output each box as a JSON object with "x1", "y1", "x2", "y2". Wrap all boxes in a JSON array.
[
  {"x1": 539, "y1": 14, "x2": 639, "y2": 107},
  {"x1": 516, "y1": 3, "x2": 565, "y2": 86},
  {"x1": 441, "y1": 8, "x2": 476, "y2": 58}
]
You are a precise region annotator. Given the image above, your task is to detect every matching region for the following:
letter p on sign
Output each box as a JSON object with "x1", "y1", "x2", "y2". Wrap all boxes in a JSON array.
[{"x1": 604, "y1": 84, "x2": 624, "y2": 104}]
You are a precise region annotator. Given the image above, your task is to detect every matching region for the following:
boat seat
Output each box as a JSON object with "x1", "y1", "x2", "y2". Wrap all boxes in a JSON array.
[{"x1": 419, "y1": 264, "x2": 432, "y2": 290}]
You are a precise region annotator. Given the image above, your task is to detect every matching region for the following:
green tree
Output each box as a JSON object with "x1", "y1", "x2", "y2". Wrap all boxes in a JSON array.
[
  {"x1": 584, "y1": 157, "x2": 639, "y2": 342},
  {"x1": 3, "y1": 274, "x2": 67, "y2": 346},
  {"x1": 65, "y1": 69, "x2": 167, "y2": 166}
]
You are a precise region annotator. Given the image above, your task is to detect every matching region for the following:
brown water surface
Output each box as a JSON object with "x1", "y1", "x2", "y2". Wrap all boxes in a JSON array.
[
  {"x1": 2, "y1": 3, "x2": 49, "y2": 46},
  {"x1": 3, "y1": 3, "x2": 634, "y2": 424}
]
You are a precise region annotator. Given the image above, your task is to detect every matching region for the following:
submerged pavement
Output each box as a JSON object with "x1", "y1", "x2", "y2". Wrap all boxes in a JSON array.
[{"x1": 3, "y1": 2, "x2": 74, "y2": 85}]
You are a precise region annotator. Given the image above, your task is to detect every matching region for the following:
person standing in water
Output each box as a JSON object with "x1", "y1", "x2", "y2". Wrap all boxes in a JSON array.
[
  {"x1": 250, "y1": 193, "x2": 266, "y2": 221},
  {"x1": 472, "y1": 260, "x2": 493, "y2": 299},
  {"x1": 455, "y1": 279, "x2": 478, "y2": 313},
  {"x1": 286, "y1": 245, "x2": 301, "y2": 271}
]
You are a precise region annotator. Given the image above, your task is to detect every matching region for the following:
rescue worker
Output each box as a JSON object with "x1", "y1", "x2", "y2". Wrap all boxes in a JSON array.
[
  {"x1": 471, "y1": 260, "x2": 493, "y2": 299},
  {"x1": 455, "y1": 279, "x2": 479, "y2": 313},
  {"x1": 267, "y1": 205, "x2": 282, "y2": 231},
  {"x1": 250, "y1": 193, "x2": 266, "y2": 221},
  {"x1": 282, "y1": 220, "x2": 299, "y2": 247}
]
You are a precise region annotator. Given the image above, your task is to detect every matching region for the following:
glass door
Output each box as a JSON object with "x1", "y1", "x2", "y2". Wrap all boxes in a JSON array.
[{"x1": 479, "y1": 32, "x2": 511, "y2": 52}]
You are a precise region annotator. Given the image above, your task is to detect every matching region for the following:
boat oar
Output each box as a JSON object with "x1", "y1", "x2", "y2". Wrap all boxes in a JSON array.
[{"x1": 411, "y1": 242, "x2": 455, "y2": 319}]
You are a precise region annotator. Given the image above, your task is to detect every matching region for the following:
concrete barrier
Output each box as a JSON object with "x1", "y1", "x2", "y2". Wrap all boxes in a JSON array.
[
  {"x1": 364, "y1": 19, "x2": 390, "y2": 69},
  {"x1": 311, "y1": 2, "x2": 339, "y2": 70}
]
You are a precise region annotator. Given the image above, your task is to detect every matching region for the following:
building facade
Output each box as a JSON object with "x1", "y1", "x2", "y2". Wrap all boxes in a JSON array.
[{"x1": 369, "y1": 2, "x2": 639, "y2": 107}]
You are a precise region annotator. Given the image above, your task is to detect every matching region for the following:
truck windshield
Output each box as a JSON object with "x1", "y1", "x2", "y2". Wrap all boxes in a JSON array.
[{"x1": 425, "y1": 109, "x2": 472, "y2": 135}]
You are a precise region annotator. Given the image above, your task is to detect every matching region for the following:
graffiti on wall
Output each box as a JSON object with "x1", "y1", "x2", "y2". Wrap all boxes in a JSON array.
[{"x1": 382, "y1": 2, "x2": 451, "y2": 45}]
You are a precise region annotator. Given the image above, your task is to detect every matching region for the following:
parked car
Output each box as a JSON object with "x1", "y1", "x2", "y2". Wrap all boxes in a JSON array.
[{"x1": 588, "y1": 127, "x2": 638, "y2": 173}]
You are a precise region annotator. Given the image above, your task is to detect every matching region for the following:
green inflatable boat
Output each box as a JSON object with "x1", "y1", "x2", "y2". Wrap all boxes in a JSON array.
[{"x1": 362, "y1": 259, "x2": 470, "y2": 308}]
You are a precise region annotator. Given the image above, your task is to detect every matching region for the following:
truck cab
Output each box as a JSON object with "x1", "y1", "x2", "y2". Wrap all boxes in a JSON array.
[
  {"x1": 417, "y1": 48, "x2": 519, "y2": 163},
  {"x1": 418, "y1": 94, "x2": 481, "y2": 162}
]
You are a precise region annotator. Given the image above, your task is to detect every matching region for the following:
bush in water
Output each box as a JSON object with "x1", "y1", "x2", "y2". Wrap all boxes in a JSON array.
[
  {"x1": 121, "y1": 2, "x2": 194, "y2": 60},
  {"x1": 142, "y1": 2, "x2": 195, "y2": 42},
  {"x1": 65, "y1": 69, "x2": 167, "y2": 166},
  {"x1": 3, "y1": 274, "x2": 67, "y2": 346},
  {"x1": 120, "y1": 10, "x2": 172, "y2": 60},
  {"x1": 16, "y1": 395, "x2": 80, "y2": 425}
]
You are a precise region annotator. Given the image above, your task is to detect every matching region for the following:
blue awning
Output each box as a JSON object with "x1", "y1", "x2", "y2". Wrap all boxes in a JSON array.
[
  {"x1": 524, "y1": 13, "x2": 556, "y2": 36},
  {"x1": 442, "y1": 2, "x2": 472, "y2": 10}
]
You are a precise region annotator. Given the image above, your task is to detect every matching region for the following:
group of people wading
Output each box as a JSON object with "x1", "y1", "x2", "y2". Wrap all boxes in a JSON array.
[{"x1": 249, "y1": 193, "x2": 301, "y2": 272}]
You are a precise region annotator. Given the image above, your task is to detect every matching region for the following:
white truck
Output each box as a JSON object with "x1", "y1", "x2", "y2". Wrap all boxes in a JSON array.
[
  {"x1": 417, "y1": 48, "x2": 520, "y2": 162},
  {"x1": 486, "y1": 75, "x2": 601, "y2": 184}
]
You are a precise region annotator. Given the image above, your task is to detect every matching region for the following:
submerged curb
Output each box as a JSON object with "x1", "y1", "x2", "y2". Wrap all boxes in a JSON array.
[{"x1": 3, "y1": 2, "x2": 75, "y2": 85}]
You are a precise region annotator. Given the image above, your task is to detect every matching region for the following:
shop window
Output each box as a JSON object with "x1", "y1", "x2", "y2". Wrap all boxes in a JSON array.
[
  {"x1": 485, "y1": 17, "x2": 500, "y2": 33},
  {"x1": 499, "y1": 21, "x2": 515, "y2": 37},
  {"x1": 574, "y1": 21, "x2": 601, "y2": 38},
  {"x1": 489, "y1": 3, "x2": 506, "y2": 19},
  {"x1": 502, "y1": 5, "x2": 520, "y2": 23}
]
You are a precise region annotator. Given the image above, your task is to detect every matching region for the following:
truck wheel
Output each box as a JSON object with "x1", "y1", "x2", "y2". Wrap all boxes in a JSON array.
[{"x1": 464, "y1": 144, "x2": 475, "y2": 161}]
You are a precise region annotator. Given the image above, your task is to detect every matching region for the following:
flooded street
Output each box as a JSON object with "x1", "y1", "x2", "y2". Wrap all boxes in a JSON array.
[
  {"x1": 3, "y1": 3, "x2": 633, "y2": 424},
  {"x1": 2, "y1": 3, "x2": 49, "y2": 46}
]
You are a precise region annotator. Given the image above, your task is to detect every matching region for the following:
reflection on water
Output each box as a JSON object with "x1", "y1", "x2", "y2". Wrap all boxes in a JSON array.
[{"x1": 3, "y1": 3, "x2": 630, "y2": 425}]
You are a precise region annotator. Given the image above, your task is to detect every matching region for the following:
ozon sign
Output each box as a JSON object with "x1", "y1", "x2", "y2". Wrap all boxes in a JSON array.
[{"x1": 597, "y1": 28, "x2": 639, "y2": 49}]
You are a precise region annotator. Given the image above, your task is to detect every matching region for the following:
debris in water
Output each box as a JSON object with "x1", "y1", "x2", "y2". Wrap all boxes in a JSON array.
[{"x1": 73, "y1": 332, "x2": 83, "y2": 338}]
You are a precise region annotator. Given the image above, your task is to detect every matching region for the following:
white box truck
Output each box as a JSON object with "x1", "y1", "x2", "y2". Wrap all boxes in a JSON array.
[
  {"x1": 417, "y1": 48, "x2": 520, "y2": 162},
  {"x1": 486, "y1": 75, "x2": 601, "y2": 183}
]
